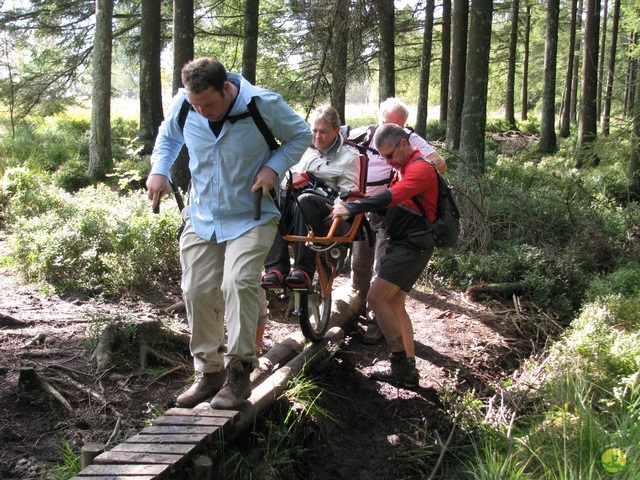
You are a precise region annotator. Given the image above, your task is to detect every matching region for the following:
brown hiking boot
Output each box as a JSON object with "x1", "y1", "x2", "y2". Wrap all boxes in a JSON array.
[
  {"x1": 370, "y1": 352, "x2": 419, "y2": 388},
  {"x1": 175, "y1": 371, "x2": 226, "y2": 408},
  {"x1": 210, "y1": 361, "x2": 253, "y2": 410}
]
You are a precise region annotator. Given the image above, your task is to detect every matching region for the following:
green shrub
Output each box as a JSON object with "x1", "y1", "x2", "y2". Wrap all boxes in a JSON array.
[
  {"x1": 1, "y1": 167, "x2": 67, "y2": 222},
  {"x1": 53, "y1": 157, "x2": 92, "y2": 192},
  {"x1": 587, "y1": 263, "x2": 640, "y2": 301},
  {"x1": 7, "y1": 183, "x2": 181, "y2": 295}
]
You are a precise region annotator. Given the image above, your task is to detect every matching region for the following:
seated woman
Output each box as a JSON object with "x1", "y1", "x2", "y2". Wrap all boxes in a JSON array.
[{"x1": 261, "y1": 105, "x2": 360, "y2": 290}]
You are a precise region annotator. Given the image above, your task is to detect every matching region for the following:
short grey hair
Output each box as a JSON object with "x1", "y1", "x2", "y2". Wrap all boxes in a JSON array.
[
  {"x1": 373, "y1": 123, "x2": 409, "y2": 150},
  {"x1": 379, "y1": 97, "x2": 410, "y2": 125},
  {"x1": 310, "y1": 105, "x2": 341, "y2": 130}
]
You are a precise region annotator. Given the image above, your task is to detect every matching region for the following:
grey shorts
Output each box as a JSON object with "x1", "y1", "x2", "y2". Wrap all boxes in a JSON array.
[{"x1": 378, "y1": 239, "x2": 434, "y2": 292}]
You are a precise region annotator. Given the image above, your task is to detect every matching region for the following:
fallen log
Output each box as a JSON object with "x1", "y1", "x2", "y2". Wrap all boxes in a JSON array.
[
  {"x1": 466, "y1": 282, "x2": 525, "y2": 301},
  {"x1": 234, "y1": 326, "x2": 346, "y2": 433}
]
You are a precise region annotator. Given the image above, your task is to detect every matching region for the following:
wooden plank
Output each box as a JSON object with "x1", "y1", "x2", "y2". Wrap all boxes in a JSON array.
[
  {"x1": 111, "y1": 442, "x2": 196, "y2": 456},
  {"x1": 75, "y1": 463, "x2": 169, "y2": 477},
  {"x1": 140, "y1": 425, "x2": 219, "y2": 435},
  {"x1": 163, "y1": 407, "x2": 241, "y2": 424},
  {"x1": 125, "y1": 433, "x2": 208, "y2": 444},
  {"x1": 151, "y1": 415, "x2": 228, "y2": 428},
  {"x1": 93, "y1": 451, "x2": 183, "y2": 466}
]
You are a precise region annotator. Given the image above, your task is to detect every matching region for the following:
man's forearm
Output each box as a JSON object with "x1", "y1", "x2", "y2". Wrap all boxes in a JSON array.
[{"x1": 344, "y1": 190, "x2": 392, "y2": 216}]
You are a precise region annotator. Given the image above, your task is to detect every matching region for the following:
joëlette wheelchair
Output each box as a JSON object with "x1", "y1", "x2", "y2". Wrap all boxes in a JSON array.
[{"x1": 262, "y1": 152, "x2": 370, "y2": 342}]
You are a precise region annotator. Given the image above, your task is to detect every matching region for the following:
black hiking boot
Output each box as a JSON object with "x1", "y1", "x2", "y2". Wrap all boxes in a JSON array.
[{"x1": 370, "y1": 351, "x2": 419, "y2": 388}]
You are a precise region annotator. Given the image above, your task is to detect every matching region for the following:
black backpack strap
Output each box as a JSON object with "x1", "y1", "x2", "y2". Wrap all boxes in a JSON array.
[
  {"x1": 177, "y1": 99, "x2": 192, "y2": 133},
  {"x1": 408, "y1": 155, "x2": 434, "y2": 228},
  {"x1": 411, "y1": 194, "x2": 432, "y2": 229},
  {"x1": 247, "y1": 97, "x2": 279, "y2": 151}
]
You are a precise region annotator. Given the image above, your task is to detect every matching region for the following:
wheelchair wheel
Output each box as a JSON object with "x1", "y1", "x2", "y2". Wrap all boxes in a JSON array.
[{"x1": 296, "y1": 287, "x2": 331, "y2": 343}]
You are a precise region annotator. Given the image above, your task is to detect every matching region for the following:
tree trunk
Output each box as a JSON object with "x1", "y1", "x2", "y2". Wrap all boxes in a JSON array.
[
  {"x1": 172, "y1": 0, "x2": 194, "y2": 96},
  {"x1": 88, "y1": 0, "x2": 113, "y2": 181},
  {"x1": 601, "y1": 0, "x2": 620, "y2": 136},
  {"x1": 171, "y1": 0, "x2": 194, "y2": 193},
  {"x1": 439, "y1": 0, "x2": 451, "y2": 131},
  {"x1": 596, "y1": 0, "x2": 608, "y2": 121},
  {"x1": 138, "y1": 0, "x2": 164, "y2": 154},
  {"x1": 625, "y1": 34, "x2": 638, "y2": 116},
  {"x1": 458, "y1": 0, "x2": 492, "y2": 182},
  {"x1": 505, "y1": 0, "x2": 519, "y2": 129},
  {"x1": 521, "y1": 4, "x2": 530, "y2": 121},
  {"x1": 446, "y1": 0, "x2": 468, "y2": 151},
  {"x1": 378, "y1": 0, "x2": 395, "y2": 102},
  {"x1": 330, "y1": 0, "x2": 349, "y2": 123},
  {"x1": 576, "y1": 0, "x2": 601, "y2": 166},
  {"x1": 570, "y1": 0, "x2": 584, "y2": 124},
  {"x1": 416, "y1": 0, "x2": 435, "y2": 138},
  {"x1": 559, "y1": 0, "x2": 578, "y2": 138},
  {"x1": 629, "y1": 58, "x2": 640, "y2": 201},
  {"x1": 242, "y1": 0, "x2": 259, "y2": 85},
  {"x1": 538, "y1": 0, "x2": 559, "y2": 154}
]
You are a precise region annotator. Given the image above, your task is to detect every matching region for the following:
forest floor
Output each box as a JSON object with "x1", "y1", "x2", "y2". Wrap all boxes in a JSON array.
[{"x1": 0, "y1": 235, "x2": 550, "y2": 479}]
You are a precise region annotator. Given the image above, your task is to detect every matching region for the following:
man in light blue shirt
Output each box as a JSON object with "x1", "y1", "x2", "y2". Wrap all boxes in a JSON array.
[{"x1": 147, "y1": 57, "x2": 311, "y2": 409}]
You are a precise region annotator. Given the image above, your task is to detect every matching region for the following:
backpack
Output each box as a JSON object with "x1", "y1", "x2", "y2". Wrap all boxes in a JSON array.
[
  {"x1": 411, "y1": 160, "x2": 461, "y2": 249},
  {"x1": 177, "y1": 97, "x2": 279, "y2": 151}
]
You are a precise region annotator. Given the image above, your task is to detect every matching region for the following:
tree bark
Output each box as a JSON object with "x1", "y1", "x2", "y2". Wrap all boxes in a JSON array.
[
  {"x1": 446, "y1": 0, "x2": 469, "y2": 151},
  {"x1": 172, "y1": 0, "x2": 194, "y2": 95},
  {"x1": 242, "y1": 0, "x2": 259, "y2": 85},
  {"x1": 629, "y1": 58, "x2": 640, "y2": 201},
  {"x1": 138, "y1": 0, "x2": 164, "y2": 154},
  {"x1": 596, "y1": 0, "x2": 608, "y2": 121},
  {"x1": 330, "y1": 0, "x2": 350, "y2": 122},
  {"x1": 625, "y1": 34, "x2": 638, "y2": 116},
  {"x1": 88, "y1": 0, "x2": 114, "y2": 181},
  {"x1": 439, "y1": 0, "x2": 452, "y2": 131},
  {"x1": 458, "y1": 0, "x2": 492, "y2": 182},
  {"x1": 505, "y1": 0, "x2": 519, "y2": 129},
  {"x1": 559, "y1": 0, "x2": 578, "y2": 138},
  {"x1": 378, "y1": 0, "x2": 395, "y2": 102},
  {"x1": 570, "y1": 0, "x2": 584, "y2": 124},
  {"x1": 538, "y1": 0, "x2": 559, "y2": 154},
  {"x1": 521, "y1": 4, "x2": 531, "y2": 121},
  {"x1": 171, "y1": 0, "x2": 194, "y2": 192},
  {"x1": 601, "y1": 0, "x2": 621, "y2": 136},
  {"x1": 576, "y1": 0, "x2": 601, "y2": 166},
  {"x1": 416, "y1": 0, "x2": 435, "y2": 138}
]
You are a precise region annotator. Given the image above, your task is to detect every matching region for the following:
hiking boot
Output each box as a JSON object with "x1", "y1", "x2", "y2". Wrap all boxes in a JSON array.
[
  {"x1": 362, "y1": 322, "x2": 384, "y2": 344},
  {"x1": 176, "y1": 370, "x2": 226, "y2": 408},
  {"x1": 210, "y1": 361, "x2": 253, "y2": 410},
  {"x1": 370, "y1": 352, "x2": 419, "y2": 388}
]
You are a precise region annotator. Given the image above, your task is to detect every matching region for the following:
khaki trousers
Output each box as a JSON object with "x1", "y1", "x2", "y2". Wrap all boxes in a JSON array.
[{"x1": 180, "y1": 210, "x2": 277, "y2": 373}]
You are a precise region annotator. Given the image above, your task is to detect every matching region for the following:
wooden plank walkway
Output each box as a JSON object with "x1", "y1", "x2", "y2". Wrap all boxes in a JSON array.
[
  {"x1": 70, "y1": 407, "x2": 240, "y2": 479},
  {"x1": 68, "y1": 289, "x2": 357, "y2": 480}
]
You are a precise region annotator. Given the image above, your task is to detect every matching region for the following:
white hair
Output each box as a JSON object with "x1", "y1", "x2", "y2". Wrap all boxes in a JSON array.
[{"x1": 378, "y1": 97, "x2": 410, "y2": 124}]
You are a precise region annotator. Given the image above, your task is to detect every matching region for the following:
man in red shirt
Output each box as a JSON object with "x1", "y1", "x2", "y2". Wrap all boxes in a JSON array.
[{"x1": 333, "y1": 123, "x2": 438, "y2": 387}]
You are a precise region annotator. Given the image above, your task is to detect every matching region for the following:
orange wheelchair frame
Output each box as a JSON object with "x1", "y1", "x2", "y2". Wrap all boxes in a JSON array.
[{"x1": 278, "y1": 151, "x2": 369, "y2": 342}]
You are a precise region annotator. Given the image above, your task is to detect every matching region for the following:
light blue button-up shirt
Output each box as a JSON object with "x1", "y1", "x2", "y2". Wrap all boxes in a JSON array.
[{"x1": 150, "y1": 73, "x2": 312, "y2": 242}]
